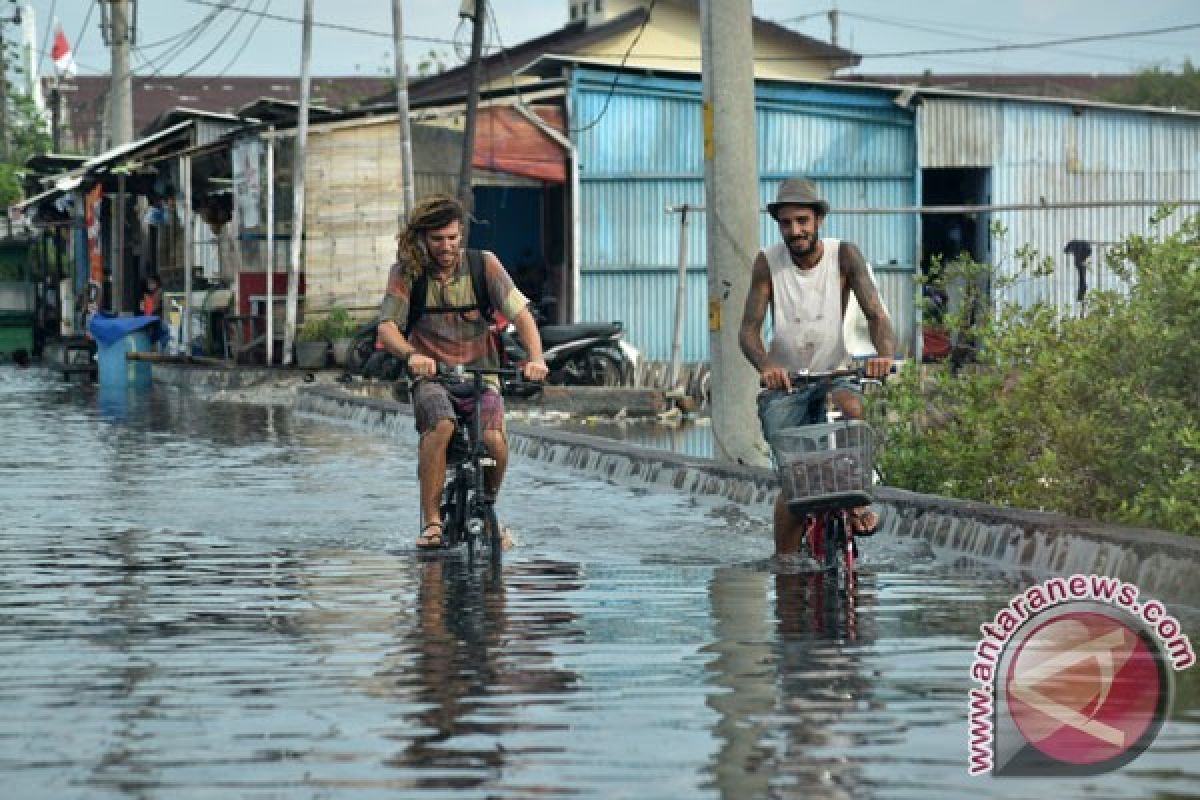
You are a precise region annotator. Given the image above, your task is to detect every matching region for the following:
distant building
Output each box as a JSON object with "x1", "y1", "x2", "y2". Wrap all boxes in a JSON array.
[
  {"x1": 43, "y1": 75, "x2": 391, "y2": 154},
  {"x1": 380, "y1": 0, "x2": 859, "y2": 107}
]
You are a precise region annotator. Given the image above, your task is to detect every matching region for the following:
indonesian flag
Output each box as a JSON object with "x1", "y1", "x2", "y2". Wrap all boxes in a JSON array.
[{"x1": 51, "y1": 22, "x2": 76, "y2": 78}]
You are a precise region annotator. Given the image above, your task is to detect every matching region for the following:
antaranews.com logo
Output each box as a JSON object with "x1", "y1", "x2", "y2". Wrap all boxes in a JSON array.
[{"x1": 968, "y1": 573, "x2": 1196, "y2": 777}]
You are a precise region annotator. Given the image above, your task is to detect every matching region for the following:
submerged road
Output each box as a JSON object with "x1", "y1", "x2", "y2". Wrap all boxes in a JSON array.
[{"x1": 1, "y1": 368, "x2": 1198, "y2": 799}]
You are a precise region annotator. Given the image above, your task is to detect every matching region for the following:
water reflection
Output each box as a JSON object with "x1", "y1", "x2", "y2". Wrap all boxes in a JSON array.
[
  {"x1": 382, "y1": 558, "x2": 585, "y2": 793},
  {"x1": 705, "y1": 565, "x2": 877, "y2": 800}
]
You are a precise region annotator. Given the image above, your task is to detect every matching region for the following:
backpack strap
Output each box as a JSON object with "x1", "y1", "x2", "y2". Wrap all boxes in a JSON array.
[
  {"x1": 466, "y1": 248, "x2": 495, "y2": 324},
  {"x1": 403, "y1": 270, "x2": 428, "y2": 337},
  {"x1": 403, "y1": 249, "x2": 493, "y2": 337}
]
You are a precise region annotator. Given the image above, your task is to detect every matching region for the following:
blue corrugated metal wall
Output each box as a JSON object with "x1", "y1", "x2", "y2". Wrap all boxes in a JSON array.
[
  {"x1": 570, "y1": 68, "x2": 917, "y2": 361},
  {"x1": 920, "y1": 98, "x2": 1200, "y2": 312}
]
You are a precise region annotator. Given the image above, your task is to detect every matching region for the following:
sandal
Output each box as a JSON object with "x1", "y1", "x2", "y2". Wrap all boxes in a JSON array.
[
  {"x1": 416, "y1": 521, "x2": 444, "y2": 550},
  {"x1": 849, "y1": 507, "x2": 880, "y2": 537}
]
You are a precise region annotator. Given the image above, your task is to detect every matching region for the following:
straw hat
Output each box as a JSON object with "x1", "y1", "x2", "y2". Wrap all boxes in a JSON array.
[{"x1": 767, "y1": 177, "x2": 830, "y2": 218}]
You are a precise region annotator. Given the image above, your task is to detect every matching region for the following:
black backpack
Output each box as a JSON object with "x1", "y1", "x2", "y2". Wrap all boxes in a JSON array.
[{"x1": 403, "y1": 248, "x2": 494, "y2": 336}]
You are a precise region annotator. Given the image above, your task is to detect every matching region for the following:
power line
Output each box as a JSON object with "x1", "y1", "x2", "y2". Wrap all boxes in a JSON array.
[
  {"x1": 836, "y1": 11, "x2": 1158, "y2": 68},
  {"x1": 182, "y1": 0, "x2": 461, "y2": 47},
  {"x1": 216, "y1": 0, "x2": 270, "y2": 77},
  {"x1": 570, "y1": 0, "x2": 659, "y2": 134},
  {"x1": 135, "y1": 0, "x2": 233, "y2": 77},
  {"x1": 37, "y1": 0, "x2": 57, "y2": 76},
  {"x1": 574, "y1": 20, "x2": 1200, "y2": 62},
  {"x1": 171, "y1": 0, "x2": 257, "y2": 78}
]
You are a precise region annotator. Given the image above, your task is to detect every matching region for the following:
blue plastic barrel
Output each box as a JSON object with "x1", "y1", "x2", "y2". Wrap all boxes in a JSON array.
[{"x1": 88, "y1": 314, "x2": 157, "y2": 389}]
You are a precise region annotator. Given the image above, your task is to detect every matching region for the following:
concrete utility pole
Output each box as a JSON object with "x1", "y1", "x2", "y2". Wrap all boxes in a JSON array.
[
  {"x1": 0, "y1": 33, "x2": 9, "y2": 161},
  {"x1": 107, "y1": 0, "x2": 133, "y2": 146},
  {"x1": 283, "y1": 0, "x2": 313, "y2": 366},
  {"x1": 391, "y1": 0, "x2": 415, "y2": 223},
  {"x1": 457, "y1": 0, "x2": 486, "y2": 227},
  {"x1": 700, "y1": 0, "x2": 764, "y2": 466}
]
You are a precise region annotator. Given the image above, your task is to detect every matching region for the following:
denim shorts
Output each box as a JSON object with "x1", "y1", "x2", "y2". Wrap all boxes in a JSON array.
[{"x1": 757, "y1": 377, "x2": 862, "y2": 459}]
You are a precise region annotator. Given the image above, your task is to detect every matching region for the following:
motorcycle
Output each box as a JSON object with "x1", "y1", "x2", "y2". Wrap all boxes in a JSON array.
[
  {"x1": 498, "y1": 298, "x2": 639, "y2": 387},
  {"x1": 346, "y1": 300, "x2": 640, "y2": 387}
]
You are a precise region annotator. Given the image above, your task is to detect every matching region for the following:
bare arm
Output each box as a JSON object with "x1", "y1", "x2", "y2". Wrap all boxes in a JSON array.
[
  {"x1": 512, "y1": 308, "x2": 548, "y2": 380},
  {"x1": 740, "y1": 253, "x2": 791, "y2": 390},
  {"x1": 841, "y1": 241, "x2": 897, "y2": 370},
  {"x1": 377, "y1": 318, "x2": 436, "y2": 377},
  {"x1": 739, "y1": 253, "x2": 772, "y2": 371}
]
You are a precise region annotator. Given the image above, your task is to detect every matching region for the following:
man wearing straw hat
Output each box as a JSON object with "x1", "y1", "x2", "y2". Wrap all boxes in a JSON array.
[{"x1": 739, "y1": 177, "x2": 897, "y2": 557}]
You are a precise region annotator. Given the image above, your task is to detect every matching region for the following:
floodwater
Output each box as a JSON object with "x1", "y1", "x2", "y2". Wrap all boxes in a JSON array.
[{"x1": 2, "y1": 367, "x2": 1198, "y2": 800}]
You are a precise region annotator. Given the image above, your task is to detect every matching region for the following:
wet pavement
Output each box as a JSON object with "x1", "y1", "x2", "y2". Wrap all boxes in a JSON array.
[{"x1": 2, "y1": 367, "x2": 1198, "y2": 799}]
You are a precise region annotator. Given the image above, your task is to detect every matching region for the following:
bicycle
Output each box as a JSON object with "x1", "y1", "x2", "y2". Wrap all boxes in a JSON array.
[
  {"x1": 426, "y1": 364, "x2": 541, "y2": 566},
  {"x1": 767, "y1": 366, "x2": 886, "y2": 594}
]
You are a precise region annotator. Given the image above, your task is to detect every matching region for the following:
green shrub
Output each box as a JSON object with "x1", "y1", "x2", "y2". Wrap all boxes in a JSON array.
[
  {"x1": 879, "y1": 210, "x2": 1200, "y2": 535},
  {"x1": 325, "y1": 307, "x2": 357, "y2": 339},
  {"x1": 297, "y1": 317, "x2": 327, "y2": 342}
]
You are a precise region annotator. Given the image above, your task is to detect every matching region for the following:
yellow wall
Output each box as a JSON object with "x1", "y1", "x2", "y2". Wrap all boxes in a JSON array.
[{"x1": 575, "y1": 0, "x2": 842, "y2": 81}]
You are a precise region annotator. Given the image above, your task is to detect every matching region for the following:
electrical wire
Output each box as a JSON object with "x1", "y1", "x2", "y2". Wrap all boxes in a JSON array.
[
  {"x1": 135, "y1": 0, "x2": 234, "y2": 77},
  {"x1": 573, "y1": 20, "x2": 1200, "y2": 63},
  {"x1": 182, "y1": 0, "x2": 460, "y2": 47},
  {"x1": 569, "y1": 0, "x2": 659, "y2": 134},
  {"x1": 37, "y1": 0, "x2": 57, "y2": 76},
  {"x1": 169, "y1": 0, "x2": 258, "y2": 78},
  {"x1": 216, "y1": 0, "x2": 270, "y2": 76}
]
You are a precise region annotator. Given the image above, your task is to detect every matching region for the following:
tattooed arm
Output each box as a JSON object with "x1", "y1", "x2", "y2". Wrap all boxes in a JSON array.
[
  {"x1": 740, "y1": 253, "x2": 790, "y2": 390},
  {"x1": 840, "y1": 241, "x2": 897, "y2": 377}
]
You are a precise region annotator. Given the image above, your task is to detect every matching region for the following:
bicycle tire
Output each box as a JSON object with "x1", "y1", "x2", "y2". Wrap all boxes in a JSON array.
[
  {"x1": 824, "y1": 514, "x2": 841, "y2": 574},
  {"x1": 484, "y1": 504, "x2": 502, "y2": 567},
  {"x1": 440, "y1": 475, "x2": 469, "y2": 550}
]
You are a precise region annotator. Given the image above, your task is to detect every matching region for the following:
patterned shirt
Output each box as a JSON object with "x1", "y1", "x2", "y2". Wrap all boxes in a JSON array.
[{"x1": 379, "y1": 249, "x2": 528, "y2": 372}]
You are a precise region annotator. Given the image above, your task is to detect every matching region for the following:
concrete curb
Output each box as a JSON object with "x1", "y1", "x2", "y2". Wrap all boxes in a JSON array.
[{"x1": 288, "y1": 383, "x2": 1200, "y2": 607}]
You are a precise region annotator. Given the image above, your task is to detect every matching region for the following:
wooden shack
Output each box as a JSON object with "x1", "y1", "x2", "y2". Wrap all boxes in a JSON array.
[{"x1": 302, "y1": 118, "x2": 462, "y2": 314}]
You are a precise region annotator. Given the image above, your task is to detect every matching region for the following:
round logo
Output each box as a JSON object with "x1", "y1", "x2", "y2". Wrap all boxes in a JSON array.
[{"x1": 1005, "y1": 609, "x2": 1169, "y2": 768}]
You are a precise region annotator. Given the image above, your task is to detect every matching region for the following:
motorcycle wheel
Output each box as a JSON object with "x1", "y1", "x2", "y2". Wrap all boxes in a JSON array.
[
  {"x1": 347, "y1": 336, "x2": 376, "y2": 374},
  {"x1": 572, "y1": 350, "x2": 626, "y2": 387}
]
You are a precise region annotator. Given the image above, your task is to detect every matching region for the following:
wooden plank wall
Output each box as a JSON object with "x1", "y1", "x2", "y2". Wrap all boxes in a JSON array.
[{"x1": 303, "y1": 120, "x2": 460, "y2": 316}]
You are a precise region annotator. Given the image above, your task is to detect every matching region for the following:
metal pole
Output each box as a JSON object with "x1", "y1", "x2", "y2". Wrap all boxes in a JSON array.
[
  {"x1": 265, "y1": 126, "x2": 275, "y2": 365},
  {"x1": 391, "y1": 0, "x2": 415, "y2": 222},
  {"x1": 114, "y1": 173, "x2": 126, "y2": 312},
  {"x1": 669, "y1": 204, "x2": 689, "y2": 387},
  {"x1": 701, "y1": 0, "x2": 763, "y2": 466},
  {"x1": 283, "y1": 0, "x2": 313, "y2": 367},
  {"x1": 0, "y1": 36, "x2": 9, "y2": 161},
  {"x1": 109, "y1": 0, "x2": 133, "y2": 146},
  {"x1": 456, "y1": 0, "x2": 486, "y2": 225},
  {"x1": 182, "y1": 155, "x2": 192, "y2": 357},
  {"x1": 51, "y1": 85, "x2": 62, "y2": 151}
]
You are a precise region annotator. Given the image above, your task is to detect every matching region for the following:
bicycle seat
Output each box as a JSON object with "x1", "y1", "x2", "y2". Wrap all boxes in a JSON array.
[{"x1": 539, "y1": 322, "x2": 622, "y2": 348}]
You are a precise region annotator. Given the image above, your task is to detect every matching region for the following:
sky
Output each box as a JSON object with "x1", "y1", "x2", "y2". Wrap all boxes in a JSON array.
[{"x1": 9, "y1": 0, "x2": 1200, "y2": 82}]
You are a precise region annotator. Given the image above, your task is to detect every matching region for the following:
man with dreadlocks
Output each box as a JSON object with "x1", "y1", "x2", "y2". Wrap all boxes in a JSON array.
[{"x1": 377, "y1": 194, "x2": 549, "y2": 550}]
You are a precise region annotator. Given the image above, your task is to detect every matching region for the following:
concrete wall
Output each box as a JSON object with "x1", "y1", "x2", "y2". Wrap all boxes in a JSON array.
[{"x1": 293, "y1": 383, "x2": 1200, "y2": 609}]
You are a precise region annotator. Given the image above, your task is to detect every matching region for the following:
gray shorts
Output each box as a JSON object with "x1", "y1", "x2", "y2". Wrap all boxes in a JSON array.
[{"x1": 412, "y1": 380, "x2": 505, "y2": 436}]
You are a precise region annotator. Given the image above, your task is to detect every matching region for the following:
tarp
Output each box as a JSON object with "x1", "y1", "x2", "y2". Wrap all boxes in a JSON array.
[
  {"x1": 472, "y1": 105, "x2": 566, "y2": 184},
  {"x1": 88, "y1": 312, "x2": 160, "y2": 347}
]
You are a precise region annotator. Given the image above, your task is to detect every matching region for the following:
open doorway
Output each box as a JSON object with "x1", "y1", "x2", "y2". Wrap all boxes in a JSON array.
[
  {"x1": 920, "y1": 167, "x2": 991, "y2": 363},
  {"x1": 470, "y1": 185, "x2": 550, "y2": 312}
]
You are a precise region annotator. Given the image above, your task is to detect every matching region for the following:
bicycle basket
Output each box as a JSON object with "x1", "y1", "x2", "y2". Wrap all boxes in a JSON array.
[{"x1": 770, "y1": 421, "x2": 875, "y2": 512}]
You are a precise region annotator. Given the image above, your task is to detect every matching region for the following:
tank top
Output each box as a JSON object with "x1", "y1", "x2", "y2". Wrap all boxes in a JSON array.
[{"x1": 764, "y1": 237, "x2": 848, "y2": 372}]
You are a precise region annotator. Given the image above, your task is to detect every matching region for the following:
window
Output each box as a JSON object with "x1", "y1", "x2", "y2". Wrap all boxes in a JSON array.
[
  {"x1": 595, "y1": 0, "x2": 604, "y2": 11},
  {"x1": 570, "y1": 3, "x2": 578, "y2": 20}
]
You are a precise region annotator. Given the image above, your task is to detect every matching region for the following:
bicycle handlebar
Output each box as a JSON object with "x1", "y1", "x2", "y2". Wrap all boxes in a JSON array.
[
  {"x1": 759, "y1": 361, "x2": 899, "y2": 390},
  {"x1": 432, "y1": 363, "x2": 544, "y2": 397}
]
